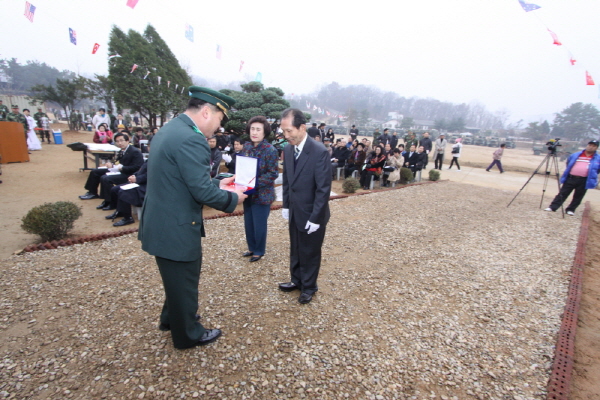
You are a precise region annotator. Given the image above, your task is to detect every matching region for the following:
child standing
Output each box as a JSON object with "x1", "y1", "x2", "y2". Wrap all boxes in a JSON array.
[{"x1": 486, "y1": 143, "x2": 506, "y2": 173}]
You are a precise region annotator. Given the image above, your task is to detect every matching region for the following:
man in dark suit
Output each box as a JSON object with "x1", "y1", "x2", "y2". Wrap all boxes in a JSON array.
[
  {"x1": 279, "y1": 108, "x2": 332, "y2": 304},
  {"x1": 307, "y1": 122, "x2": 320, "y2": 139},
  {"x1": 139, "y1": 86, "x2": 247, "y2": 349},
  {"x1": 80, "y1": 133, "x2": 144, "y2": 204},
  {"x1": 318, "y1": 123, "x2": 326, "y2": 141},
  {"x1": 331, "y1": 138, "x2": 350, "y2": 178},
  {"x1": 404, "y1": 144, "x2": 419, "y2": 171},
  {"x1": 106, "y1": 157, "x2": 149, "y2": 227},
  {"x1": 113, "y1": 113, "x2": 127, "y2": 131}
]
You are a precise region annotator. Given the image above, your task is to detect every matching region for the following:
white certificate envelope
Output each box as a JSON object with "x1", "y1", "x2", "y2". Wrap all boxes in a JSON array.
[{"x1": 222, "y1": 155, "x2": 259, "y2": 195}]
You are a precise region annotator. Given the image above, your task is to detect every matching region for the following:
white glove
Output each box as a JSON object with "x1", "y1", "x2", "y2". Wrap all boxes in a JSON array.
[
  {"x1": 305, "y1": 221, "x2": 320, "y2": 234},
  {"x1": 282, "y1": 208, "x2": 289, "y2": 220},
  {"x1": 222, "y1": 154, "x2": 232, "y2": 163}
]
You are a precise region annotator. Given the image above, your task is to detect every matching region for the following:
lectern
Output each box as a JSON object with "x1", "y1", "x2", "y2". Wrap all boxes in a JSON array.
[{"x1": 0, "y1": 121, "x2": 29, "y2": 164}]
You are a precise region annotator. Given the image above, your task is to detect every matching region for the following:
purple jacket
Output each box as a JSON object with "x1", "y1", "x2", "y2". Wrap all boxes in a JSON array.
[{"x1": 243, "y1": 140, "x2": 279, "y2": 205}]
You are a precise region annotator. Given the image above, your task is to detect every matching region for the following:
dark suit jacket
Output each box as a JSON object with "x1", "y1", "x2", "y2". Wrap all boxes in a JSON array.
[
  {"x1": 139, "y1": 114, "x2": 238, "y2": 262},
  {"x1": 117, "y1": 145, "x2": 144, "y2": 175},
  {"x1": 307, "y1": 127, "x2": 320, "y2": 139},
  {"x1": 283, "y1": 136, "x2": 331, "y2": 231},
  {"x1": 119, "y1": 161, "x2": 148, "y2": 207},
  {"x1": 113, "y1": 119, "x2": 126, "y2": 131},
  {"x1": 331, "y1": 146, "x2": 350, "y2": 167},
  {"x1": 405, "y1": 151, "x2": 420, "y2": 167}
]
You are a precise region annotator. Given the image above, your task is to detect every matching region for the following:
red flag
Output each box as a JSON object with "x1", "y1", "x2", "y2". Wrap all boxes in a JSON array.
[
  {"x1": 570, "y1": 57, "x2": 577, "y2": 66},
  {"x1": 130, "y1": 64, "x2": 138, "y2": 73},
  {"x1": 126, "y1": 0, "x2": 139, "y2": 9},
  {"x1": 92, "y1": 43, "x2": 100, "y2": 54},
  {"x1": 586, "y1": 71, "x2": 595, "y2": 86},
  {"x1": 239, "y1": 60, "x2": 244, "y2": 72},
  {"x1": 548, "y1": 29, "x2": 561, "y2": 45}
]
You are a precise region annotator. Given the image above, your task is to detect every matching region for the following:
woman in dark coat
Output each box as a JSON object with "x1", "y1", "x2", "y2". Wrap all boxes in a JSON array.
[{"x1": 360, "y1": 145, "x2": 387, "y2": 190}]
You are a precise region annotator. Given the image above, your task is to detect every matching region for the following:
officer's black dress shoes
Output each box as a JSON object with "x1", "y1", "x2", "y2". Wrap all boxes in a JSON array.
[
  {"x1": 102, "y1": 205, "x2": 116, "y2": 211},
  {"x1": 249, "y1": 255, "x2": 262, "y2": 262},
  {"x1": 158, "y1": 314, "x2": 201, "y2": 331},
  {"x1": 96, "y1": 201, "x2": 109, "y2": 209},
  {"x1": 193, "y1": 329, "x2": 222, "y2": 347},
  {"x1": 105, "y1": 211, "x2": 121, "y2": 220},
  {"x1": 278, "y1": 282, "x2": 300, "y2": 292},
  {"x1": 298, "y1": 292, "x2": 313, "y2": 304},
  {"x1": 113, "y1": 217, "x2": 134, "y2": 227},
  {"x1": 242, "y1": 251, "x2": 254, "y2": 257},
  {"x1": 80, "y1": 192, "x2": 99, "y2": 200}
]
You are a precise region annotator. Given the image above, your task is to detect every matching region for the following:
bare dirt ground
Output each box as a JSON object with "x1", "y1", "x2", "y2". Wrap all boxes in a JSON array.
[{"x1": 0, "y1": 127, "x2": 598, "y2": 398}]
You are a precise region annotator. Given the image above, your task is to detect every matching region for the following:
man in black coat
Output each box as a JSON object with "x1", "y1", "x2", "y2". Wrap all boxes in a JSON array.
[
  {"x1": 330, "y1": 138, "x2": 350, "y2": 178},
  {"x1": 307, "y1": 122, "x2": 320, "y2": 139},
  {"x1": 80, "y1": 133, "x2": 144, "y2": 206},
  {"x1": 390, "y1": 131, "x2": 399, "y2": 149},
  {"x1": 106, "y1": 160, "x2": 148, "y2": 226},
  {"x1": 378, "y1": 128, "x2": 391, "y2": 147},
  {"x1": 279, "y1": 108, "x2": 332, "y2": 304},
  {"x1": 419, "y1": 132, "x2": 433, "y2": 169}
]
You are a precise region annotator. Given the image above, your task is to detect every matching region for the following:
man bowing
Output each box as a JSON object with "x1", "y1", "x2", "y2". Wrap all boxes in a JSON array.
[{"x1": 279, "y1": 108, "x2": 331, "y2": 304}]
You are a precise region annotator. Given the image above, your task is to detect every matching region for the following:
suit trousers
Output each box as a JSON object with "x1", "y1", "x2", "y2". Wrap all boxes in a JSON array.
[
  {"x1": 434, "y1": 153, "x2": 444, "y2": 169},
  {"x1": 156, "y1": 256, "x2": 206, "y2": 349},
  {"x1": 100, "y1": 173, "x2": 129, "y2": 201},
  {"x1": 84, "y1": 168, "x2": 108, "y2": 195},
  {"x1": 289, "y1": 218, "x2": 326, "y2": 295},
  {"x1": 243, "y1": 201, "x2": 271, "y2": 256},
  {"x1": 549, "y1": 175, "x2": 587, "y2": 212}
]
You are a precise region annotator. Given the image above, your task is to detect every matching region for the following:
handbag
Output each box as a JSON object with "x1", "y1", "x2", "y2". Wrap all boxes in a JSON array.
[{"x1": 451, "y1": 146, "x2": 460, "y2": 154}]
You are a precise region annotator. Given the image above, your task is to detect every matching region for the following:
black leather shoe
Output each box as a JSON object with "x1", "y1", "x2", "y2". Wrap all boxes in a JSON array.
[
  {"x1": 80, "y1": 193, "x2": 99, "y2": 200},
  {"x1": 159, "y1": 314, "x2": 201, "y2": 331},
  {"x1": 105, "y1": 211, "x2": 121, "y2": 220},
  {"x1": 102, "y1": 205, "x2": 116, "y2": 211},
  {"x1": 298, "y1": 292, "x2": 313, "y2": 304},
  {"x1": 249, "y1": 255, "x2": 262, "y2": 262},
  {"x1": 193, "y1": 329, "x2": 222, "y2": 347},
  {"x1": 96, "y1": 201, "x2": 109, "y2": 209},
  {"x1": 278, "y1": 282, "x2": 300, "y2": 292},
  {"x1": 113, "y1": 217, "x2": 134, "y2": 227},
  {"x1": 242, "y1": 251, "x2": 254, "y2": 257}
]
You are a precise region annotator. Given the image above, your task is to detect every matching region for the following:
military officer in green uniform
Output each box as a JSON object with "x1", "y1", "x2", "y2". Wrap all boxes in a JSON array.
[
  {"x1": 0, "y1": 100, "x2": 9, "y2": 121},
  {"x1": 139, "y1": 86, "x2": 248, "y2": 349},
  {"x1": 69, "y1": 110, "x2": 79, "y2": 131},
  {"x1": 7, "y1": 105, "x2": 28, "y2": 140}
]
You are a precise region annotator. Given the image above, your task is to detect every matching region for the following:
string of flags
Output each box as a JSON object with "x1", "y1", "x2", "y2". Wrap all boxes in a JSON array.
[
  {"x1": 305, "y1": 101, "x2": 345, "y2": 119},
  {"x1": 518, "y1": 0, "x2": 595, "y2": 86}
]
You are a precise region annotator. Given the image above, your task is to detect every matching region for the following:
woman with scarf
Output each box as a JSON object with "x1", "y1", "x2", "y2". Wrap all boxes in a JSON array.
[
  {"x1": 360, "y1": 145, "x2": 387, "y2": 190},
  {"x1": 241, "y1": 116, "x2": 279, "y2": 262}
]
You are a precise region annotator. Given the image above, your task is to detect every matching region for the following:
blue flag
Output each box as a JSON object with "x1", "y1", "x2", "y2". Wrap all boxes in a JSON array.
[
  {"x1": 255, "y1": 72, "x2": 262, "y2": 83},
  {"x1": 69, "y1": 28, "x2": 77, "y2": 45},
  {"x1": 518, "y1": 0, "x2": 541, "y2": 12},
  {"x1": 185, "y1": 23, "x2": 194, "y2": 42}
]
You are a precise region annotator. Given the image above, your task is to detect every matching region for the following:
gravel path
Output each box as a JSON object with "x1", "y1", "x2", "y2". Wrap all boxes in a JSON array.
[{"x1": 0, "y1": 181, "x2": 579, "y2": 399}]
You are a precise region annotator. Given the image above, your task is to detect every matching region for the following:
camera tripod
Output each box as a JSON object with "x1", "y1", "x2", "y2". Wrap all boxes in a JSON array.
[{"x1": 507, "y1": 150, "x2": 564, "y2": 217}]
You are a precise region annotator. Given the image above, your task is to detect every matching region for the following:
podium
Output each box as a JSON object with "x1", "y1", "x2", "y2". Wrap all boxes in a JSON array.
[{"x1": 0, "y1": 122, "x2": 29, "y2": 164}]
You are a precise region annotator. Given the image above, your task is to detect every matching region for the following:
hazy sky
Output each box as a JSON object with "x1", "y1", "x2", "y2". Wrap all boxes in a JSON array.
[{"x1": 2, "y1": 0, "x2": 600, "y2": 124}]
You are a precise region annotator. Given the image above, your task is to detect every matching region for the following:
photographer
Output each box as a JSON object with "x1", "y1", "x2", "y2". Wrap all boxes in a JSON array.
[{"x1": 544, "y1": 140, "x2": 600, "y2": 216}]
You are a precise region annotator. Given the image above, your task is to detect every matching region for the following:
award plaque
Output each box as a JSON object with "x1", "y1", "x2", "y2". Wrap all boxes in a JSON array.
[{"x1": 221, "y1": 155, "x2": 259, "y2": 195}]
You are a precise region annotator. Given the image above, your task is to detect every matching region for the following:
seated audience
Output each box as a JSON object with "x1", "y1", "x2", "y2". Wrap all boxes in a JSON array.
[
  {"x1": 223, "y1": 138, "x2": 245, "y2": 174},
  {"x1": 345, "y1": 142, "x2": 366, "y2": 178},
  {"x1": 106, "y1": 157, "x2": 148, "y2": 227},
  {"x1": 384, "y1": 148, "x2": 405, "y2": 186},
  {"x1": 131, "y1": 127, "x2": 147, "y2": 149},
  {"x1": 360, "y1": 145, "x2": 387, "y2": 189},
  {"x1": 207, "y1": 137, "x2": 223, "y2": 178},
  {"x1": 331, "y1": 138, "x2": 350, "y2": 178},
  {"x1": 93, "y1": 124, "x2": 114, "y2": 144}
]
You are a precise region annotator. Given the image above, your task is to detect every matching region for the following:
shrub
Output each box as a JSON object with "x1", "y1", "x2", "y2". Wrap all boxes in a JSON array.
[
  {"x1": 399, "y1": 167, "x2": 414, "y2": 184},
  {"x1": 21, "y1": 201, "x2": 82, "y2": 242},
  {"x1": 428, "y1": 169, "x2": 441, "y2": 181},
  {"x1": 342, "y1": 177, "x2": 361, "y2": 193}
]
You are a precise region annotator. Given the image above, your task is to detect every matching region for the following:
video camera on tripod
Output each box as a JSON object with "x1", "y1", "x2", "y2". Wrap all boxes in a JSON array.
[{"x1": 546, "y1": 138, "x2": 562, "y2": 153}]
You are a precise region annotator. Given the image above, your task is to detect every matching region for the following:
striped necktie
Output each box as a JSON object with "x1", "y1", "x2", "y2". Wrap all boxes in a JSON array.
[{"x1": 294, "y1": 146, "x2": 300, "y2": 159}]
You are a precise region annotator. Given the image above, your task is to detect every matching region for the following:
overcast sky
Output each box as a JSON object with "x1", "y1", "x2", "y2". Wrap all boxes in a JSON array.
[{"x1": 2, "y1": 0, "x2": 599, "y2": 124}]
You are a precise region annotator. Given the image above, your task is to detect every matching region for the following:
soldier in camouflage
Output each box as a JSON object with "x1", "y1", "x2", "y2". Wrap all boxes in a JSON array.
[
  {"x1": 34, "y1": 107, "x2": 48, "y2": 128},
  {"x1": 6, "y1": 105, "x2": 28, "y2": 140},
  {"x1": 0, "y1": 100, "x2": 9, "y2": 121},
  {"x1": 69, "y1": 110, "x2": 79, "y2": 130}
]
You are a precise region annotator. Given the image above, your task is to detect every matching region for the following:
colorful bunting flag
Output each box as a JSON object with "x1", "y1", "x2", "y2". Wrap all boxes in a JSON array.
[
  {"x1": 586, "y1": 71, "x2": 595, "y2": 86},
  {"x1": 239, "y1": 60, "x2": 245, "y2": 72},
  {"x1": 69, "y1": 28, "x2": 77, "y2": 45},
  {"x1": 306, "y1": 101, "x2": 310, "y2": 109},
  {"x1": 175, "y1": 84, "x2": 179, "y2": 91},
  {"x1": 143, "y1": 70, "x2": 150, "y2": 80},
  {"x1": 130, "y1": 64, "x2": 138, "y2": 73},
  {"x1": 157, "y1": 76, "x2": 161, "y2": 85},
  {"x1": 167, "y1": 81, "x2": 171, "y2": 88},
  {"x1": 570, "y1": 57, "x2": 577, "y2": 66},
  {"x1": 548, "y1": 29, "x2": 561, "y2": 46},
  {"x1": 255, "y1": 72, "x2": 262, "y2": 83},
  {"x1": 24, "y1": 2, "x2": 36, "y2": 22},
  {"x1": 185, "y1": 23, "x2": 194, "y2": 42},
  {"x1": 92, "y1": 43, "x2": 100, "y2": 54},
  {"x1": 313, "y1": 105, "x2": 317, "y2": 111},
  {"x1": 326, "y1": 111, "x2": 330, "y2": 116},
  {"x1": 518, "y1": 0, "x2": 541, "y2": 12},
  {"x1": 126, "y1": 0, "x2": 139, "y2": 9},
  {"x1": 216, "y1": 45, "x2": 222, "y2": 60}
]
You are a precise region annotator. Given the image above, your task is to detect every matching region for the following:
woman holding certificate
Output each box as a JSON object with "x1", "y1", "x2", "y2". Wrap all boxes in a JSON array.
[{"x1": 241, "y1": 116, "x2": 279, "y2": 262}]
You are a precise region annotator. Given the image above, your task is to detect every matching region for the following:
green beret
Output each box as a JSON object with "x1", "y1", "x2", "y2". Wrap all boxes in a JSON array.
[{"x1": 188, "y1": 86, "x2": 235, "y2": 120}]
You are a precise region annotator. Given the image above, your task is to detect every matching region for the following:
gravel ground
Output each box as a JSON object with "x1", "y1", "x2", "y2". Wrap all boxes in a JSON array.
[{"x1": 0, "y1": 181, "x2": 579, "y2": 400}]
